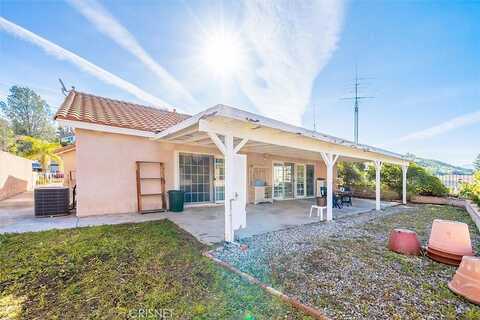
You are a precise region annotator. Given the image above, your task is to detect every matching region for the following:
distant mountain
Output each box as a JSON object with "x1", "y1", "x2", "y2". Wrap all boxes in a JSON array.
[{"x1": 412, "y1": 156, "x2": 474, "y2": 175}]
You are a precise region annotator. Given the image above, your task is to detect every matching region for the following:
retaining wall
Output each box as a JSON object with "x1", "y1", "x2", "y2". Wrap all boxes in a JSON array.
[
  {"x1": 0, "y1": 151, "x2": 33, "y2": 200},
  {"x1": 411, "y1": 195, "x2": 480, "y2": 231}
]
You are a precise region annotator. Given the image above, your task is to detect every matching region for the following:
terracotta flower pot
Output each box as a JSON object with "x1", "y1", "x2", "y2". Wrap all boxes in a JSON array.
[
  {"x1": 388, "y1": 228, "x2": 421, "y2": 256},
  {"x1": 426, "y1": 247, "x2": 463, "y2": 266},
  {"x1": 448, "y1": 256, "x2": 480, "y2": 305},
  {"x1": 428, "y1": 219, "x2": 474, "y2": 256}
]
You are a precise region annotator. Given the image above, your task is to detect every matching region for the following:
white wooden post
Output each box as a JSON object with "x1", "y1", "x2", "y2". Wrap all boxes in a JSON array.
[
  {"x1": 224, "y1": 135, "x2": 234, "y2": 242},
  {"x1": 402, "y1": 164, "x2": 408, "y2": 204},
  {"x1": 374, "y1": 160, "x2": 382, "y2": 211},
  {"x1": 321, "y1": 152, "x2": 339, "y2": 221},
  {"x1": 206, "y1": 132, "x2": 248, "y2": 242}
]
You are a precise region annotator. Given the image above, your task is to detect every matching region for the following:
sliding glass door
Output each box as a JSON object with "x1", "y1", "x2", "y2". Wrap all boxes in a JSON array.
[
  {"x1": 295, "y1": 164, "x2": 306, "y2": 197},
  {"x1": 273, "y1": 162, "x2": 295, "y2": 199},
  {"x1": 178, "y1": 153, "x2": 225, "y2": 204},
  {"x1": 274, "y1": 161, "x2": 315, "y2": 200},
  {"x1": 306, "y1": 164, "x2": 315, "y2": 197},
  {"x1": 179, "y1": 153, "x2": 212, "y2": 203},
  {"x1": 273, "y1": 163, "x2": 284, "y2": 199}
]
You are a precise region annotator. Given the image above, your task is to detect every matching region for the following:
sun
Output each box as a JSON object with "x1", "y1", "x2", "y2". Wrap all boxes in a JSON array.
[{"x1": 201, "y1": 29, "x2": 246, "y2": 78}]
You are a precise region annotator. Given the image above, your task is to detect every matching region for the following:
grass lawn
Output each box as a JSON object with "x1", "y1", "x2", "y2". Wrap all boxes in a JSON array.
[
  {"x1": 270, "y1": 205, "x2": 480, "y2": 319},
  {"x1": 0, "y1": 220, "x2": 309, "y2": 319}
]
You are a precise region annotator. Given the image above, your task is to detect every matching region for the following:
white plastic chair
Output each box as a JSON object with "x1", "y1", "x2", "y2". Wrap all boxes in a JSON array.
[{"x1": 309, "y1": 205, "x2": 326, "y2": 220}]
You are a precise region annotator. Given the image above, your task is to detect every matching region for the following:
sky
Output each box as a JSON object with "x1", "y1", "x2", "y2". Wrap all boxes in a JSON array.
[{"x1": 0, "y1": 0, "x2": 479, "y2": 167}]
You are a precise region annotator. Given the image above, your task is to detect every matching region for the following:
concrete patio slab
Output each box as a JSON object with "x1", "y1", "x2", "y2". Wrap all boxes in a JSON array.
[{"x1": 1, "y1": 193, "x2": 397, "y2": 245}]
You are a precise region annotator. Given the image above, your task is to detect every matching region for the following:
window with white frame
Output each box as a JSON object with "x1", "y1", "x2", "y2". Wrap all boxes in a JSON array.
[{"x1": 178, "y1": 153, "x2": 212, "y2": 203}]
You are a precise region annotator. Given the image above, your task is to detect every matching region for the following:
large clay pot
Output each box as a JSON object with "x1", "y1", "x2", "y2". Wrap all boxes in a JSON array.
[
  {"x1": 428, "y1": 219, "x2": 474, "y2": 256},
  {"x1": 388, "y1": 229, "x2": 421, "y2": 256},
  {"x1": 426, "y1": 247, "x2": 463, "y2": 266},
  {"x1": 448, "y1": 256, "x2": 480, "y2": 305}
]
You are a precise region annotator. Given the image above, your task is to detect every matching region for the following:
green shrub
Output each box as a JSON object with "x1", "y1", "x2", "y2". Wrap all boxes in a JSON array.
[
  {"x1": 460, "y1": 171, "x2": 480, "y2": 206},
  {"x1": 363, "y1": 163, "x2": 448, "y2": 197},
  {"x1": 406, "y1": 164, "x2": 448, "y2": 196}
]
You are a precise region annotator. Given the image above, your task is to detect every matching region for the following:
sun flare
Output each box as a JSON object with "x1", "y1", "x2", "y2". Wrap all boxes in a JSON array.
[{"x1": 201, "y1": 29, "x2": 245, "y2": 77}]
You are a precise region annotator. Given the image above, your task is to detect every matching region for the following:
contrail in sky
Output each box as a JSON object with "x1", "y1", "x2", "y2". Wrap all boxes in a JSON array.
[
  {"x1": 395, "y1": 109, "x2": 480, "y2": 143},
  {"x1": 0, "y1": 16, "x2": 169, "y2": 109},
  {"x1": 68, "y1": 0, "x2": 198, "y2": 110},
  {"x1": 238, "y1": 0, "x2": 345, "y2": 125}
]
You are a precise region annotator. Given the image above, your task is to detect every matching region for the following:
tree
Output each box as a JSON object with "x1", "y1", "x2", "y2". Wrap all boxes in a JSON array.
[
  {"x1": 366, "y1": 163, "x2": 448, "y2": 197},
  {"x1": 0, "y1": 117, "x2": 15, "y2": 152},
  {"x1": 337, "y1": 162, "x2": 365, "y2": 187},
  {"x1": 16, "y1": 136, "x2": 61, "y2": 172},
  {"x1": 367, "y1": 163, "x2": 403, "y2": 194},
  {"x1": 0, "y1": 86, "x2": 56, "y2": 140},
  {"x1": 474, "y1": 154, "x2": 480, "y2": 172}
]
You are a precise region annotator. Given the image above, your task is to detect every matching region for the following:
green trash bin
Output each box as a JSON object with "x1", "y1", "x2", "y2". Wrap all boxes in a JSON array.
[{"x1": 168, "y1": 190, "x2": 185, "y2": 212}]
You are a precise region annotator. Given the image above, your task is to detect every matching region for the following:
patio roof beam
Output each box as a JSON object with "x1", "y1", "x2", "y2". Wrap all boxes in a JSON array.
[
  {"x1": 234, "y1": 138, "x2": 249, "y2": 153},
  {"x1": 163, "y1": 127, "x2": 199, "y2": 141},
  {"x1": 207, "y1": 132, "x2": 226, "y2": 155},
  {"x1": 198, "y1": 118, "x2": 409, "y2": 166},
  {"x1": 243, "y1": 142, "x2": 270, "y2": 148},
  {"x1": 178, "y1": 133, "x2": 210, "y2": 143}
]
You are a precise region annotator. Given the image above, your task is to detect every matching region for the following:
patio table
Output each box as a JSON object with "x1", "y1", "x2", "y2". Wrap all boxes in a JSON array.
[{"x1": 336, "y1": 190, "x2": 353, "y2": 207}]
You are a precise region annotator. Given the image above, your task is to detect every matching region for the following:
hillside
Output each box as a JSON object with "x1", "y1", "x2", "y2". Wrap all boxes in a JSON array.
[{"x1": 414, "y1": 157, "x2": 473, "y2": 175}]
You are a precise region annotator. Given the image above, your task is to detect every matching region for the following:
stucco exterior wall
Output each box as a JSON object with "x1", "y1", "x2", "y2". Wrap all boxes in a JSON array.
[
  {"x1": 75, "y1": 129, "x2": 223, "y2": 216},
  {"x1": 75, "y1": 129, "x2": 335, "y2": 216},
  {"x1": 0, "y1": 151, "x2": 33, "y2": 200},
  {"x1": 59, "y1": 149, "x2": 76, "y2": 188}
]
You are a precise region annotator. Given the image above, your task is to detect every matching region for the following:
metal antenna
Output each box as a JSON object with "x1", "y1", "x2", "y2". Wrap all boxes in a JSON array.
[
  {"x1": 341, "y1": 67, "x2": 374, "y2": 144},
  {"x1": 59, "y1": 78, "x2": 70, "y2": 96},
  {"x1": 313, "y1": 104, "x2": 317, "y2": 131}
]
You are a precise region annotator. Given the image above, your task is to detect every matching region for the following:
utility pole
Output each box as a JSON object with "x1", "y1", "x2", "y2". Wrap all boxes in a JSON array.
[
  {"x1": 342, "y1": 68, "x2": 374, "y2": 144},
  {"x1": 354, "y1": 73, "x2": 359, "y2": 144}
]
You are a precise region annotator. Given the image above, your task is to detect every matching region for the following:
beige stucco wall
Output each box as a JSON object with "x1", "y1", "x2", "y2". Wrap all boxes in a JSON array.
[
  {"x1": 75, "y1": 129, "x2": 336, "y2": 216},
  {"x1": 75, "y1": 129, "x2": 223, "y2": 216},
  {"x1": 0, "y1": 151, "x2": 33, "y2": 200},
  {"x1": 59, "y1": 149, "x2": 76, "y2": 188}
]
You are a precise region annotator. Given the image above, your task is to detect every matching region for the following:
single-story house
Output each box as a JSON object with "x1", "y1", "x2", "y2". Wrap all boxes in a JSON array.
[{"x1": 54, "y1": 91, "x2": 410, "y2": 242}]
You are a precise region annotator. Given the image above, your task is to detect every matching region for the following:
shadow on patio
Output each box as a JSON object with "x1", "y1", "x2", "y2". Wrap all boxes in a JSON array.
[{"x1": 175, "y1": 197, "x2": 398, "y2": 244}]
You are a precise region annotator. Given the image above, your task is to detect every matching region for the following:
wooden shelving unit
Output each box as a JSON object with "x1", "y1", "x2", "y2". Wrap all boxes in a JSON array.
[{"x1": 136, "y1": 161, "x2": 166, "y2": 214}]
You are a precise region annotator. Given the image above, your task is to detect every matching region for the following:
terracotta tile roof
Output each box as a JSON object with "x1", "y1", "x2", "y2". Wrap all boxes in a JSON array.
[{"x1": 54, "y1": 91, "x2": 190, "y2": 133}]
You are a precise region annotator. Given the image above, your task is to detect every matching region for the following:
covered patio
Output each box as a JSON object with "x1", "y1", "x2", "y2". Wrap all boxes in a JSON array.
[
  {"x1": 169, "y1": 197, "x2": 398, "y2": 244},
  {"x1": 155, "y1": 105, "x2": 410, "y2": 243}
]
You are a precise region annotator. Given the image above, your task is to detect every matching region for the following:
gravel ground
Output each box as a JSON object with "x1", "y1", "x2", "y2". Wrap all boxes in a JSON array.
[{"x1": 212, "y1": 204, "x2": 480, "y2": 319}]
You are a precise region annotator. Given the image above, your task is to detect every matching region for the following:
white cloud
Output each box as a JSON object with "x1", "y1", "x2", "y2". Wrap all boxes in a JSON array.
[
  {"x1": 68, "y1": 0, "x2": 198, "y2": 110},
  {"x1": 238, "y1": 0, "x2": 344, "y2": 125},
  {"x1": 395, "y1": 110, "x2": 480, "y2": 143},
  {"x1": 0, "y1": 17, "x2": 169, "y2": 109}
]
